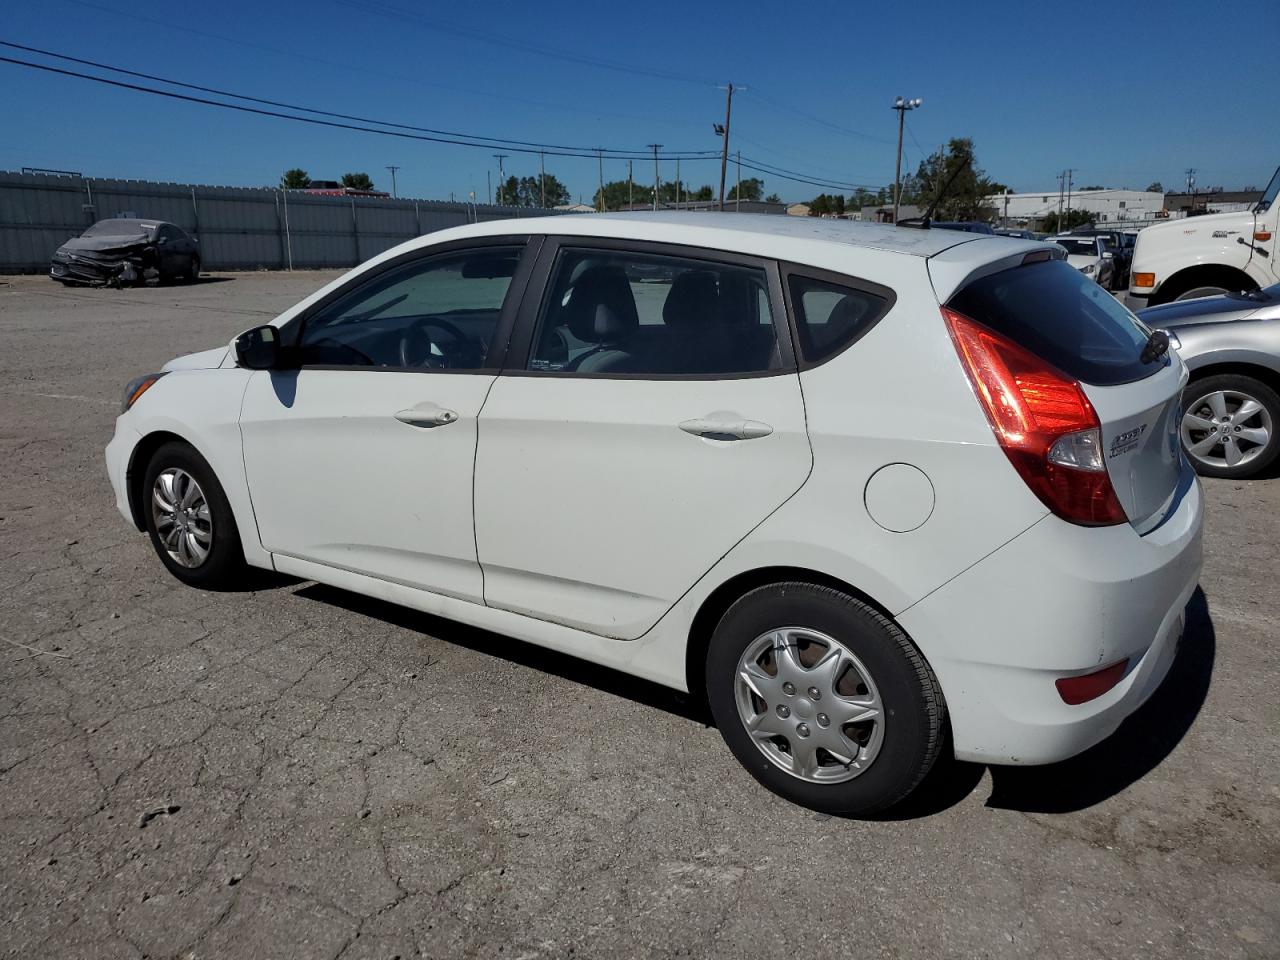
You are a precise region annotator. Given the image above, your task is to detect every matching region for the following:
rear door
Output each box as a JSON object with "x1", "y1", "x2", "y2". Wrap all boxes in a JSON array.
[
  {"x1": 947, "y1": 257, "x2": 1186, "y2": 530},
  {"x1": 472, "y1": 238, "x2": 812, "y2": 639}
]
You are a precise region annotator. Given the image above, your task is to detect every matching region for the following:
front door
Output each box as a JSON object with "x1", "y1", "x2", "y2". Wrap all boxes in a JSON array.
[
  {"x1": 473, "y1": 240, "x2": 812, "y2": 639},
  {"x1": 239, "y1": 240, "x2": 532, "y2": 603}
]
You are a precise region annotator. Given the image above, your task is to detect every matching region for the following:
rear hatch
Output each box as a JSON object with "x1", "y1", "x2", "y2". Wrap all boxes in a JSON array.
[{"x1": 947, "y1": 257, "x2": 1185, "y2": 531}]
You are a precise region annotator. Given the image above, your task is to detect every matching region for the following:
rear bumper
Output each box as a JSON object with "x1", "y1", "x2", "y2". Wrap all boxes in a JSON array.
[{"x1": 898, "y1": 468, "x2": 1204, "y2": 765}]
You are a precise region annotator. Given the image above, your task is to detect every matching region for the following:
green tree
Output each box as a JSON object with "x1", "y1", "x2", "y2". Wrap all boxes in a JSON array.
[
  {"x1": 497, "y1": 174, "x2": 571, "y2": 207},
  {"x1": 280, "y1": 168, "x2": 311, "y2": 189},
  {"x1": 1041, "y1": 208, "x2": 1094, "y2": 233},
  {"x1": 341, "y1": 172, "x2": 375, "y2": 191},
  {"x1": 727, "y1": 177, "x2": 764, "y2": 202},
  {"x1": 1078, "y1": 184, "x2": 1107, "y2": 191},
  {"x1": 902, "y1": 138, "x2": 1000, "y2": 221},
  {"x1": 808, "y1": 194, "x2": 833, "y2": 216},
  {"x1": 764, "y1": 193, "x2": 781, "y2": 204},
  {"x1": 1145, "y1": 181, "x2": 1164, "y2": 193}
]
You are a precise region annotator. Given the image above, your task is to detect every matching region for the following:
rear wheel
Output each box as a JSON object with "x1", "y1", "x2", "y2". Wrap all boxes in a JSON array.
[
  {"x1": 142, "y1": 441, "x2": 247, "y2": 588},
  {"x1": 706, "y1": 583, "x2": 945, "y2": 816},
  {"x1": 1180, "y1": 374, "x2": 1280, "y2": 479}
]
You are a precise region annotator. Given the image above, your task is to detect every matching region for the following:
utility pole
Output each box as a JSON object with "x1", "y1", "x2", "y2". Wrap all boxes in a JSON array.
[
  {"x1": 487, "y1": 170, "x2": 492, "y2": 206},
  {"x1": 1057, "y1": 170, "x2": 1065, "y2": 232},
  {"x1": 628, "y1": 160, "x2": 633, "y2": 209},
  {"x1": 539, "y1": 150, "x2": 546, "y2": 208},
  {"x1": 385, "y1": 165, "x2": 400, "y2": 199},
  {"x1": 676, "y1": 158, "x2": 681, "y2": 208},
  {"x1": 1186, "y1": 167, "x2": 1197, "y2": 213},
  {"x1": 1064, "y1": 168, "x2": 1074, "y2": 228},
  {"x1": 891, "y1": 96, "x2": 923, "y2": 222},
  {"x1": 647, "y1": 144, "x2": 662, "y2": 210},
  {"x1": 735, "y1": 150, "x2": 742, "y2": 211},
  {"x1": 716, "y1": 83, "x2": 737, "y2": 211},
  {"x1": 492, "y1": 154, "x2": 508, "y2": 204},
  {"x1": 596, "y1": 149, "x2": 605, "y2": 212}
]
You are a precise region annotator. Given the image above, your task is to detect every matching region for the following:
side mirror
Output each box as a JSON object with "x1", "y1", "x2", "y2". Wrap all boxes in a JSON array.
[
  {"x1": 1102, "y1": 251, "x2": 1114, "y2": 259},
  {"x1": 235, "y1": 325, "x2": 280, "y2": 369}
]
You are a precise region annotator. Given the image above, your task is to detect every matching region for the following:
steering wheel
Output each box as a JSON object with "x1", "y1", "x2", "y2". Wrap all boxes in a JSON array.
[{"x1": 397, "y1": 318, "x2": 475, "y2": 369}]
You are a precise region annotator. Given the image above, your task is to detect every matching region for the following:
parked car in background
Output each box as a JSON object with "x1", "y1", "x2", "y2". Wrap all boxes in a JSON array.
[
  {"x1": 1128, "y1": 164, "x2": 1280, "y2": 307},
  {"x1": 929, "y1": 221, "x2": 996, "y2": 234},
  {"x1": 1050, "y1": 235, "x2": 1115, "y2": 288},
  {"x1": 107, "y1": 214, "x2": 1201, "y2": 815},
  {"x1": 996, "y1": 228, "x2": 1039, "y2": 240},
  {"x1": 50, "y1": 219, "x2": 200, "y2": 286},
  {"x1": 1140, "y1": 283, "x2": 1280, "y2": 478},
  {"x1": 1069, "y1": 228, "x2": 1133, "y2": 290}
]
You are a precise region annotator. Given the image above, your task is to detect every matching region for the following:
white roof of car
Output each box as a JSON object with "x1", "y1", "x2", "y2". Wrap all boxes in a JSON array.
[{"x1": 436, "y1": 211, "x2": 1035, "y2": 262}]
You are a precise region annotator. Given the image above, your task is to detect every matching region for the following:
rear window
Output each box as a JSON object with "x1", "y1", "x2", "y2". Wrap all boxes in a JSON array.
[{"x1": 948, "y1": 259, "x2": 1154, "y2": 385}]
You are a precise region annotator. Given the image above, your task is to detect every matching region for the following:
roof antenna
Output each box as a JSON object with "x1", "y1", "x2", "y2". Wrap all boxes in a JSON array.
[{"x1": 897, "y1": 154, "x2": 972, "y2": 229}]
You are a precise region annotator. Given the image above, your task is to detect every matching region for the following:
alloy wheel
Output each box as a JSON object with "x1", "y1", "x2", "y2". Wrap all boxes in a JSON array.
[
  {"x1": 152, "y1": 467, "x2": 213, "y2": 568},
  {"x1": 734, "y1": 627, "x2": 885, "y2": 784},
  {"x1": 1181, "y1": 389, "x2": 1274, "y2": 471}
]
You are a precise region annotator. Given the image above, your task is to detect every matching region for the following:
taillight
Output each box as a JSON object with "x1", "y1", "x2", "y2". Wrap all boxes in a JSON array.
[
  {"x1": 1055, "y1": 659, "x2": 1129, "y2": 704},
  {"x1": 942, "y1": 307, "x2": 1127, "y2": 526}
]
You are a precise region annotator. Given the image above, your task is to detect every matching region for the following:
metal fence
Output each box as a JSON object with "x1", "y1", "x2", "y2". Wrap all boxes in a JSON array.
[{"x1": 0, "y1": 171, "x2": 572, "y2": 274}]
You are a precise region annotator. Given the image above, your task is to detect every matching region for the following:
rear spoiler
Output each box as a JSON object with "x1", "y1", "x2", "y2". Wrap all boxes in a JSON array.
[{"x1": 927, "y1": 240, "x2": 1066, "y2": 303}]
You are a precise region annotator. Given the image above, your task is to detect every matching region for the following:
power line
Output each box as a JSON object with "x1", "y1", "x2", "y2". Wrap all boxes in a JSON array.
[
  {"x1": 0, "y1": 51, "x2": 720, "y2": 161},
  {"x1": 0, "y1": 41, "x2": 719, "y2": 160}
]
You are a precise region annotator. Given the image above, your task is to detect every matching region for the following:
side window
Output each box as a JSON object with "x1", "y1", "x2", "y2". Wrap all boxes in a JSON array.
[
  {"x1": 528, "y1": 248, "x2": 781, "y2": 376},
  {"x1": 299, "y1": 246, "x2": 521, "y2": 370},
  {"x1": 787, "y1": 274, "x2": 891, "y2": 365}
]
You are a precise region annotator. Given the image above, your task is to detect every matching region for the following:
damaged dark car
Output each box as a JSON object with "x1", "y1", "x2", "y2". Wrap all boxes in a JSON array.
[{"x1": 50, "y1": 219, "x2": 200, "y2": 287}]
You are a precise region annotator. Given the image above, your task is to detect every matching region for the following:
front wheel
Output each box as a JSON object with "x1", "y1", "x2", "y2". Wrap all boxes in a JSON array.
[
  {"x1": 1174, "y1": 285, "x2": 1230, "y2": 302},
  {"x1": 706, "y1": 583, "x2": 945, "y2": 816},
  {"x1": 186, "y1": 255, "x2": 201, "y2": 282},
  {"x1": 143, "y1": 441, "x2": 248, "y2": 588}
]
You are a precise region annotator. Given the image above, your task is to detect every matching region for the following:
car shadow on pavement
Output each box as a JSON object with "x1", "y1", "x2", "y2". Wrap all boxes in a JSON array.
[{"x1": 293, "y1": 583, "x2": 713, "y2": 725}]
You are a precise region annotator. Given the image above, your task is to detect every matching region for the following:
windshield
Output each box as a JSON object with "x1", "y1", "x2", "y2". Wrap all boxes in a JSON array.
[
  {"x1": 1054, "y1": 238, "x2": 1100, "y2": 257},
  {"x1": 82, "y1": 219, "x2": 154, "y2": 238},
  {"x1": 1258, "y1": 166, "x2": 1280, "y2": 214}
]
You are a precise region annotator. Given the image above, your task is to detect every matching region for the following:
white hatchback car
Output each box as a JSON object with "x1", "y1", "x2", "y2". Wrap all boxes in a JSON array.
[{"x1": 106, "y1": 213, "x2": 1203, "y2": 815}]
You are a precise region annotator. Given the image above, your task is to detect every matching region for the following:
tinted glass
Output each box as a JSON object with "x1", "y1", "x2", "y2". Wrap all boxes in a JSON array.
[
  {"x1": 948, "y1": 259, "x2": 1155, "y2": 385},
  {"x1": 528, "y1": 249, "x2": 780, "y2": 376},
  {"x1": 300, "y1": 247, "x2": 520, "y2": 369},
  {"x1": 788, "y1": 275, "x2": 890, "y2": 365}
]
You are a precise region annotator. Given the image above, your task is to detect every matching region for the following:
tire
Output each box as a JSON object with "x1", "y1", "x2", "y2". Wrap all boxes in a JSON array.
[
  {"x1": 187, "y1": 255, "x2": 201, "y2": 282},
  {"x1": 1175, "y1": 285, "x2": 1231, "y2": 302},
  {"x1": 142, "y1": 441, "x2": 248, "y2": 588},
  {"x1": 1180, "y1": 374, "x2": 1280, "y2": 479},
  {"x1": 706, "y1": 582, "x2": 945, "y2": 816}
]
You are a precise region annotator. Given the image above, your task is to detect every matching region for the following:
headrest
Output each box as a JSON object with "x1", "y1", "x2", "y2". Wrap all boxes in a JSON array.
[
  {"x1": 562, "y1": 265, "x2": 639, "y2": 341},
  {"x1": 827, "y1": 293, "x2": 869, "y2": 331},
  {"x1": 663, "y1": 271, "x2": 721, "y2": 328}
]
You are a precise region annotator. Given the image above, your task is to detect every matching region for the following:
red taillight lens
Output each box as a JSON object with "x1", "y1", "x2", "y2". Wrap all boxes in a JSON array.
[
  {"x1": 1055, "y1": 659, "x2": 1129, "y2": 704},
  {"x1": 942, "y1": 306, "x2": 1127, "y2": 526}
]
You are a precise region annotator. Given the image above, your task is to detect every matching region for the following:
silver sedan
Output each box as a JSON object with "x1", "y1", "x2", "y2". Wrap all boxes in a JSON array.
[{"x1": 1140, "y1": 284, "x2": 1280, "y2": 479}]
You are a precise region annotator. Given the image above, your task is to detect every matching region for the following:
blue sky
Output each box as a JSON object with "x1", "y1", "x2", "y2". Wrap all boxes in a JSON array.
[{"x1": 3, "y1": 0, "x2": 1278, "y2": 203}]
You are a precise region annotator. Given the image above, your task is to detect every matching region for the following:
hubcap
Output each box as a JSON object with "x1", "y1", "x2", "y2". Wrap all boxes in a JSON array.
[
  {"x1": 734, "y1": 627, "x2": 885, "y2": 784},
  {"x1": 152, "y1": 468, "x2": 213, "y2": 568},
  {"x1": 1181, "y1": 390, "x2": 1273, "y2": 470}
]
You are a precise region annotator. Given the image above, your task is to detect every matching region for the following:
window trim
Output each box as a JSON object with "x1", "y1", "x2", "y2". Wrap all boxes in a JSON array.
[
  {"x1": 778, "y1": 262, "x2": 898, "y2": 371},
  {"x1": 279, "y1": 235, "x2": 540, "y2": 375},
  {"x1": 503, "y1": 235, "x2": 796, "y2": 381}
]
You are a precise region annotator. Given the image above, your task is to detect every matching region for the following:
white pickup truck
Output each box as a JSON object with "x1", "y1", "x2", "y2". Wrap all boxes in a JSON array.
[{"x1": 1126, "y1": 165, "x2": 1279, "y2": 308}]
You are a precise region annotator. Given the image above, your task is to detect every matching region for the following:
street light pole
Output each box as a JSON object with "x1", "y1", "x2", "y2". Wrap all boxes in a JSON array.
[
  {"x1": 716, "y1": 82, "x2": 737, "y2": 211},
  {"x1": 891, "y1": 96, "x2": 922, "y2": 223},
  {"x1": 648, "y1": 144, "x2": 662, "y2": 210},
  {"x1": 385, "y1": 165, "x2": 399, "y2": 198}
]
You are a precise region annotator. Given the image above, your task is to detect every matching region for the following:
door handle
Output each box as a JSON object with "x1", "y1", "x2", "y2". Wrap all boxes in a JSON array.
[
  {"x1": 394, "y1": 406, "x2": 459, "y2": 428},
  {"x1": 678, "y1": 416, "x2": 773, "y2": 440}
]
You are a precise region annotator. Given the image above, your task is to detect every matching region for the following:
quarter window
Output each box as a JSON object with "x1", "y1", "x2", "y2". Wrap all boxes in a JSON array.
[
  {"x1": 787, "y1": 275, "x2": 891, "y2": 365},
  {"x1": 299, "y1": 247, "x2": 521, "y2": 369},
  {"x1": 527, "y1": 248, "x2": 781, "y2": 376}
]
